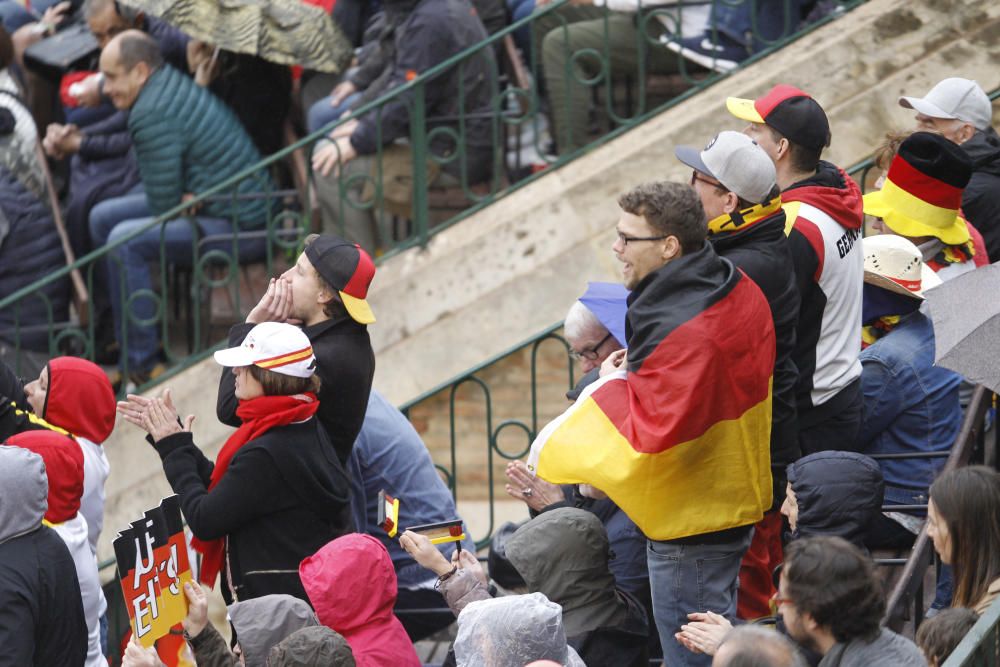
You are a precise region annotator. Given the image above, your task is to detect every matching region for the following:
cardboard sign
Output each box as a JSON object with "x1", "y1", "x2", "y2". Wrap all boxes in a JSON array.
[{"x1": 113, "y1": 496, "x2": 193, "y2": 648}]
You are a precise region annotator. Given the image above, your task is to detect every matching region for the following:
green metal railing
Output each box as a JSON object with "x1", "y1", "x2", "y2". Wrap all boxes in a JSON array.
[
  {"x1": 0, "y1": 0, "x2": 866, "y2": 385},
  {"x1": 944, "y1": 596, "x2": 1000, "y2": 666}
]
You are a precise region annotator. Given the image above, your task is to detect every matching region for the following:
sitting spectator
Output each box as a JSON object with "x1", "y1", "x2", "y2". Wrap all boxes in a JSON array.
[
  {"x1": 347, "y1": 388, "x2": 475, "y2": 640},
  {"x1": 783, "y1": 451, "x2": 884, "y2": 550},
  {"x1": 310, "y1": 0, "x2": 496, "y2": 253},
  {"x1": 676, "y1": 451, "x2": 884, "y2": 659},
  {"x1": 0, "y1": 25, "x2": 70, "y2": 376},
  {"x1": 504, "y1": 461, "x2": 651, "y2": 621},
  {"x1": 0, "y1": 356, "x2": 115, "y2": 560},
  {"x1": 269, "y1": 626, "x2": 357, "y2": 666},
  {"x1": 506, "y1": 508, "x2": 650, "y2": 666},
  {"x1": 90, "y1": 31, "x2": 273, "y2": 386},
  {"x1": 778, "y1": 536, "x2": 925, "y2": 666},
  {"x1": 178, "y1": 583, "x2": 321, "y2": 667},
  {"x1": 853, "y1": 235, "x2": 961, "y2": 550},
  {"x1": 0, "y1": 445, "x2": 88, "y2": 666},
  {"x1": 452, "y1": 592, "x2": 586, "y2": 667},
  {"x1": 533, "y1": 0, "x2": 710, "y2": 155},
  {"x1": 119, "y1": 323, "x2": 352, "y2": 603},
  {"x1": 665, "y1": 0, "x2": 833, "y2": 73},
  {"x1": 186, "y1": 41, "x2": 292, "y2": 156},
  {"x1": 6, "y1": 431, "x2": 103, "y2": 667},
  {"x1": 866, "y1": 132, "x2": 983, "y2": 282},
  {"x1": 869, "y1": 131, "x2": 989, "y2": 271},
  {"x1": 927, "y1": 466, "x2": 1000, "y2": 615},
  {"x1": 300, "y1": 534, "x2": 422, "y2": 667},
  {"x1": 713, "y1": 625, "x2": 806, "y2": 667},
  {"x1": 915, "y1": 607, "x2": 979, "y2": 667},
  {"x1": 402, "y1": 508, "x2": 651, "y2": 666},
  {"x1": 898, "y1": 78, "x2": 1000, "y2": 259}
]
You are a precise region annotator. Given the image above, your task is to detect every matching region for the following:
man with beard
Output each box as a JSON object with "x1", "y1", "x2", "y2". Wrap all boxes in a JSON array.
[{"x1": 777, "y1": 537, "x2": 925, "y2": 666}]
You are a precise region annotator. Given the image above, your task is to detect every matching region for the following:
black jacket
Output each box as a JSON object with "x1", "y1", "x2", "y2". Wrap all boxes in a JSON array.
[
  {"x1": 0, "y1": 527, "x2": 88, "y2": 667},
  {"x1": 348, "y1": 0, "x2": 496, "y2": 183},
  {"x1": 786, "y1": 450, "x2": 884, "y2": 549},
  {"x1": 961, "y1": 127, "x2": 1000, "y2": 261},
  {"x1": 217, "y1": 317, "x2": 375, "y2": 464},
  {"x1": 0, "y1": 165, "x2": 71, "y2": 351},
  {"x1": 709, "y1": 203, "x2": 801, "y2": 503},
  {"x1": 154, "y1": 419, "x2": 352, "y2": 603}
]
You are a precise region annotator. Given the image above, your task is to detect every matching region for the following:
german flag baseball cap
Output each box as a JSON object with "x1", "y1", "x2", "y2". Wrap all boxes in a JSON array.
[
  {"x1": 862, "y1": 131, "x2": 972, "y2": 245},
  {"x1": 727, "y1": 84, "x2": 831, "y2": 151},
  {"x1": 215, "y1": 322, "x2": 316, "y2": 377},
  {"x1": 304, "y1": 235, "x2": 376, "y2": 324}
]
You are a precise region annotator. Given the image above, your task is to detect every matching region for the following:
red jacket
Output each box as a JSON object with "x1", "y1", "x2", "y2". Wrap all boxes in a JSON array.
[{"x1": 300, "y1": 534, "x2": 420, "y2": 667}]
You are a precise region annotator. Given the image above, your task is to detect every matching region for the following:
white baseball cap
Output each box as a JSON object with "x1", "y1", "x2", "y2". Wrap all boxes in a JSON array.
[
  {"x1": 899, "y1": 78, "x2": 993, "y2": 132},
  {"x1": 862, "y1": 235, "x2": 941, "y2": 300},
  {"x1": 675, "y1": 130, "x2": 777, "y2": 204},
  {"x1": 214, "y1": 322, "x2": 316, "y2": 378}
]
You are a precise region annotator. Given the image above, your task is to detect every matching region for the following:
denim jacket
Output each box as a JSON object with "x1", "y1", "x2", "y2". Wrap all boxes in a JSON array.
[{"x1": 856, "y1": 312, "x2": 962, "y2": 508}]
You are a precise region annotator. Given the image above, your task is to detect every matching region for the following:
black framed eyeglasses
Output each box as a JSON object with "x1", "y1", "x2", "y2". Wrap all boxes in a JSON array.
[
  {"x1": 616, "y1": 231, "x2": 669, "y2": 246},
  {"x1": 690, "y1": 170, "x2": 722, "y2": 188},
  {"x1": 570, "y1": 332, "x2": 614, "y2": 361}
]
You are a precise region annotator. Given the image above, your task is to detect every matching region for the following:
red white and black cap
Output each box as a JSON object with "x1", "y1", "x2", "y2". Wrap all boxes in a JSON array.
[
  {"x1": 304, "y1": 235, "x2": 376, "y2": 325},
  {"x1": 727, "y1": 84, "x2": 831, "y2": 151},
  {"x1": 214, "y1": 322, "x2": 316, "y2": 378}
]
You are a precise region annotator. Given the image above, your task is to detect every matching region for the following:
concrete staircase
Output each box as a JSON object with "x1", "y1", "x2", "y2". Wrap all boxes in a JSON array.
[{"x1": 98, "y1": 0, "x2": 1000, "y2": 569}]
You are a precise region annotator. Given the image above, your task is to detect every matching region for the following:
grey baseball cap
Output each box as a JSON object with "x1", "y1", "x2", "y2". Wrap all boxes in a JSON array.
[
  {"x1": 675, "y1": 130, "x2": 777, "y2": 204},
  {"x1": 899, "y1": 78, "x2": 992, "y2": 131}
]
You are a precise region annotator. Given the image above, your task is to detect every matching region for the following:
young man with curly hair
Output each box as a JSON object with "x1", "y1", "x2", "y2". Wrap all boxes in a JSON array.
[{"x1": 778, "y1": 537, "x2": 926, "y2": 666}]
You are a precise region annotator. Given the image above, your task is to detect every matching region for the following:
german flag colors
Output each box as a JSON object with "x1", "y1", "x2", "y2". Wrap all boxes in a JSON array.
[{"x1": 528, "y1": 246, "x2": 775, "y2": 541}]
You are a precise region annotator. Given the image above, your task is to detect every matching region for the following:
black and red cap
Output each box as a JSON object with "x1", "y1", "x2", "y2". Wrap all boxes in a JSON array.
[
  {"x1": 304, "y1": 235, "x2": 376, "y2": 324},
  {"x1": 727, "y1": 84, "x2": 831, "y2": 152}
]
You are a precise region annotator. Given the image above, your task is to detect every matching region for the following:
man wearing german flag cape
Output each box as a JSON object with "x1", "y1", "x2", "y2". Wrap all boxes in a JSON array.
[{"x1": 528, "y1": 182, "x2": 775, "y2": 667}]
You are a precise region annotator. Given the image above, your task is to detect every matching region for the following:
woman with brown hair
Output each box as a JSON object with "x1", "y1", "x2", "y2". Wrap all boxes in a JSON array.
[
  {"x1": 119, "y1": 322, "x2": 352, "y2": 604},
  {"x1": 927, "y1": 465, "x2": 1000, "y2": 614}
]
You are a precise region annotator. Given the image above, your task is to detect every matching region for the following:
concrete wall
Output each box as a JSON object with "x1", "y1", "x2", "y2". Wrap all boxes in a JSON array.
[{"x1": 96, "y1": 0, "x2": 1000, "y2": 570}]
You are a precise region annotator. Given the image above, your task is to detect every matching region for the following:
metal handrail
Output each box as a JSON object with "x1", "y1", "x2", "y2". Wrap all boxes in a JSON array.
[
  {"x1": 0, "y1": 0, "x2": 869, "y2": 386},
  {"x1": 942, "y1": 594, "x2": 1000, "y2": 666},
  {"x1": 882, "y1": 385, "x2": 991, "y2": 632}
]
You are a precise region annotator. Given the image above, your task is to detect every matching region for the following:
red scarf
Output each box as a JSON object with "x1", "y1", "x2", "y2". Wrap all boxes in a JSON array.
[{"x1": 192, "y1": 392, "x2": 319, "y2": 587}]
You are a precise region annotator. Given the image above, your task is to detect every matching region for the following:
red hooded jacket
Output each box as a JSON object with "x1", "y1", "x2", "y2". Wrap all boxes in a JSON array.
[
  {"x1": 299, "y1": 534, "x2": 421, "y2": 667},
  {"x1": 44, "y1": 358, "x2": 116, "y2": 444},
  {"x1": 7, "y1": 430, "x2": 84, "y2": 524}
]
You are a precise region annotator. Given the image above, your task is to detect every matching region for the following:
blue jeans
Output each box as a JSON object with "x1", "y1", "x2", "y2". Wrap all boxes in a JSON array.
[
  {"x1": 507, "y1": 0, "x2": 535, "y2": 59},
  {"x1": 647, "y1": 529, "x2": 753, "y2": 667},
  {"x1": 0, "y1": 0, "x2": 67, "y2": 30},
  {"x1": 90, "y1": 191, "x2": 263, "y2": 372},
  {"x1": 712, "y1": 0, "x2": 803, "y2": 51},
  {"x1": 306, "y1": 91, "x2": 361, "y2": 134}
]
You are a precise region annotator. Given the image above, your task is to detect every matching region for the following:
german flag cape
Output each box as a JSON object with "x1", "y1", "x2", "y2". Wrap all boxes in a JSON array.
[{"x1": 528, "y1": 244, "x2": 775, "y2": 540}]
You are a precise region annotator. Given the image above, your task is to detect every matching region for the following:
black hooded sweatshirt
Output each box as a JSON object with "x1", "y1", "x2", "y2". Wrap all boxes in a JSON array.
[
  {"x1": 960, "y1": 127, "x2": 1000, "y2": 261},
  {"x1": 154, "y1": 418, "x2": 351, "y2": 603}
]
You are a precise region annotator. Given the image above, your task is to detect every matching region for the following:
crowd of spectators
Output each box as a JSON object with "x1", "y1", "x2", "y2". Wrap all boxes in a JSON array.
[{"x1": 0, "y1": 0, "x2": 997, "y2": 665}]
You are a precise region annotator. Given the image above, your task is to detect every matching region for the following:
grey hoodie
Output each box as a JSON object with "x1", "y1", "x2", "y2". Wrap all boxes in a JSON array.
[
  {"x1": 0, "y1": 445, "x2": 47, "y2": 544},
  {"x1": 228, "y1": 594, "x2": 319, "y2": 667},
  {"x1": 268, "y1": 626, "x2": 356, "y2": 666}
]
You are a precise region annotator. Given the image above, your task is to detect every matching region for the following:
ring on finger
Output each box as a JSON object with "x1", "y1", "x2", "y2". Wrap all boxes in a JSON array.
[{"x1": 522, "y1": 488, "x2": 533, "y2": 498}]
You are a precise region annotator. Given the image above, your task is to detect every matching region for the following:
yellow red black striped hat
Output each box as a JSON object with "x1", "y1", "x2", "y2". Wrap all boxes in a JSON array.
[
  {"x1": 863, "y1": 131, "x2": 972, "y2": 245},
  {"x1": 214, "y1": 322, "x2": 315, "y2": 378}
]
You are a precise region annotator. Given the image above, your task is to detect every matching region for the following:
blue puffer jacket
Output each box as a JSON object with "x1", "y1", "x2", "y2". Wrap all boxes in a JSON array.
[
  {"x1": 0, "y1": 166, "x2": 70, "y2": 350},
  {"x1": 129, "y1": 66, "x2": 273, "y2": 225}
]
